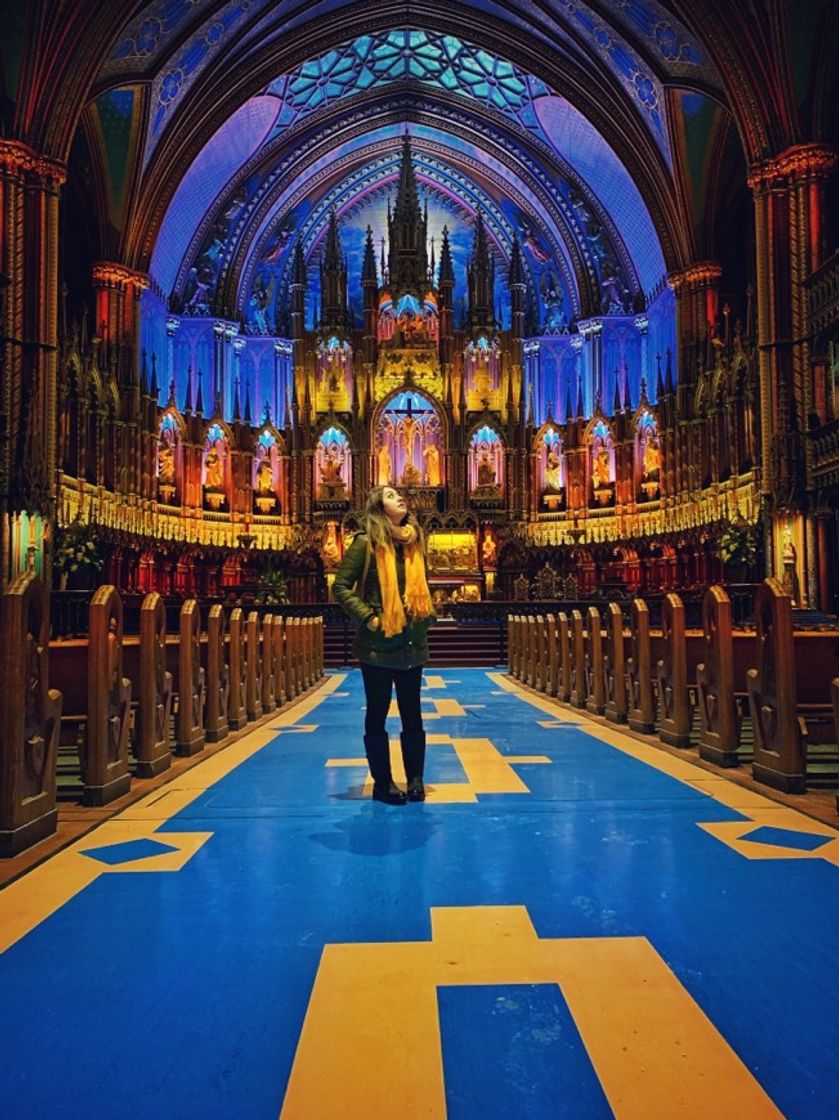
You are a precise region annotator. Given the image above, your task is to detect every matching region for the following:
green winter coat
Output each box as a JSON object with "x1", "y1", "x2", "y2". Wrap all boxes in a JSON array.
[{"x1": 333, "y1": 533, "x2": 433, "y2": 670}]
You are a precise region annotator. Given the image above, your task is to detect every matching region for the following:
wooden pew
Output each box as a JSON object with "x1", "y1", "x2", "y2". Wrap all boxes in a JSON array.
[
  {"x1": 556, "y1": 611, "x2": 572, "y2": 703},
  {"x1": 177, "y1": 600, "x2": 205, "y2": 756},
  {"x1": 84, "y1": 585, "x2": 132, "y2": 805},
  {"x1": 246, "y1": 611, "x2": 263, "y2": 722},
  {"x1": 604, "y1": 602, "x2": 627, "y2": 724},
  {"x1": 747, "y1": 578, "x2": 807, "y2": 792},
  {"x1": 227, "y1": 608, "x2": 247, "y2": 730},
  {"x1": 0, "y1": 573, "x2": 62, "y2": 856},
  {"x1": 696, "y1": 586, "x2": 740, "y2": 767},
  {"x1": 511, "y1": 614, "x2": 523, "y2": 680},
  {"x1": 261, "y1": 612, "x2": 276, "y2": 715},
  {"x1": 585, "y1": 607, "x2": 605, "y2": 716},
  {"x1": 534, "y1": 614, "x2": 547, "y2": 692},
  {"x1": 569, "y1": 610, "x2": 587, "y2": 709},
  {"x1": 285, "y1": 616, "x2": 299, "y2": 701},
  {"x1": 627, "y1": 598, "x2": 655, "y2": 734},
  {"x1": 656, "y1": 592, "x2": 691, "y2": 748},
  {"x1": 205, "y1": 604, "x2": 229, "y2": 743},
  {"x1": 524, "y1": 615, "x2": 536, "y2": 688},
  {"x1": 545, "y1": 613, "x2": 559, "y2": 698},
  {"x1": 272, "y1": 616, "x2": 287, "y2": 707},
  {"x1": 302, "y1": 616, "x2": 315, "y2": 690},
  {"x1": 135, "y1": 592, "x2": 173, "y2": 777},
  {"x1": 507, "y1": 614, "x2": 515, "y2": 676}
]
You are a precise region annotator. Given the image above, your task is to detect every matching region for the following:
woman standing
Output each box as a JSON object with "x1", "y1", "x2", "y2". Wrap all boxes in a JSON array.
[{"x1": 333, "y1": 486, "x2": 435, "y2": 804}]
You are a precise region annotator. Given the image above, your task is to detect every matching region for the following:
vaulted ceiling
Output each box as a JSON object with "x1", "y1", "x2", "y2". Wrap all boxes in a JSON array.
[{"x1": 48, "y1": 0, "x2": 835, "y2": 328}]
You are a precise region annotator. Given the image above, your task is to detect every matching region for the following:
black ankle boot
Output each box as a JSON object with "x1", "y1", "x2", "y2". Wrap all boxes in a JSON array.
[
  {"x1": 407, "y1": 777, "x2": 426, "y2": 802},
  {"x1": 372, "y1": 781, "x2": 407, "y2": 805}
]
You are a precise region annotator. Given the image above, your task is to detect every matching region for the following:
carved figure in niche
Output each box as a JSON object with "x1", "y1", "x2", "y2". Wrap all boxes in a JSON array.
[
  {"x1": 482, "y1": 529, "x2": 497, "y2": 567},
  {"x1": 643, "y1": 438, "x2": 660, "y2": 479},
  {"x1": 600, "y1": 259, "x2": 627, "y2": 314},
  {"x1": 541, "y1": 271, "x2": 568, "y2": 333},
  {"x1": 378, "y1": 442, "x2": 392, "y2": 485},
  {"x1": 592, "y1": 446, "x2": 611, "y2": 489},
  {"x1": 321, "y1": 447, "x2": 344, "y2": 485},
  {"x1": 781, "y1": 526, "x2": 800, "y2": 605},
  {"x1": 256, "y1": 456, "x2": 274, "y2": 495},
  {"x1": 158, "y1": 429, "x2": 175, "y2": 485},
  {"x1": 204, "y1": 443, "x2": 224, "y2": 490},
  {"x1": 478, "y1": 450, "x2": 496, "y2": 486},
  {"x1": 423, "y1": 444, "x2": 441, "y2": 486},
  {"x1": 401, "y1": 461, "x2": 422, "y2": 487},
  {"x1": 545, "y1": 447, "x2": 562, "y2": 492},
  {"x1": 249, "y1": 282, "x2": 270, "y2": 335},
  {"x1": 322, "y1": 521, "x2": 341, "y2": 568},
  {"x1": 473, "y1": 355, "x2": 492, "y2": 399},
  {"x1": 319, "y1": 355, "x2": 342, "y2": 394}
]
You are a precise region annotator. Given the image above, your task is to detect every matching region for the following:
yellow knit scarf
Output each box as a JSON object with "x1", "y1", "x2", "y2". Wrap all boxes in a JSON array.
[{"x1": 375, "y1": 522, "x2": 434, "y2": 637}]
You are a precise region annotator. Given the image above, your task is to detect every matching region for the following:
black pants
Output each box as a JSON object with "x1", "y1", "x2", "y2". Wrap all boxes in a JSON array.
[
  {"x1": 360, "y1": 663, "x2": 424, "y2": 736},
  {"x1": 360, "y1": 663, "x2": 426, "y2": 785}
]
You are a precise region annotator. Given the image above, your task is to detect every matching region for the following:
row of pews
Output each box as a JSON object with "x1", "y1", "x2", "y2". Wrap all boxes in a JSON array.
[
  {"x1": 508, "y1": 577, "x2": 839, "y2": 807},
  {"x1": 0, "y1": 572, "x2": 324, "y2": 857}
]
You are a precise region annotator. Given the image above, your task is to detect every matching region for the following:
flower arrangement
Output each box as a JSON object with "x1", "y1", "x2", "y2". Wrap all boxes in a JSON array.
[
  {"x1": 717, "y1": 519, "x2": 759, "y2": 569},
  {"x1": 53, "y1": 517, "x2": 104, "y2": 577}
]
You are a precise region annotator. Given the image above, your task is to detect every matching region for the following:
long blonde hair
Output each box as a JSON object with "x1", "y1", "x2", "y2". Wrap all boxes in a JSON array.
[{"x1": 364, "y1": 485, "x2": 425, "y2": 552}]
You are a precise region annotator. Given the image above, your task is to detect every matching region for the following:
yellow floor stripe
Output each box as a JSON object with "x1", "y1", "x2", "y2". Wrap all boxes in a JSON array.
[
  {"x1": 280, "y1": 904, "x2": 782, "y2": 1119},
  {"x1": 0, "y1": 675, "x2": 345, "y2": 954}
]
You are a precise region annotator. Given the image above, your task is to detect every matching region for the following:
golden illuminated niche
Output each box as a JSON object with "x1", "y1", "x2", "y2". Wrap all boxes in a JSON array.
[{"x1": 426, "y1": 530, "x2": 477, "y2": 572}]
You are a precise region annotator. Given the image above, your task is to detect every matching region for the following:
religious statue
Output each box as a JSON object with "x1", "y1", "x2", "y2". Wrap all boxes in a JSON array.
[
  {"x1": 158, "y1": 436, "x2": 175, "y2": 486},
  {"x1": 781, "y1": 526, "x2": 800, "y2": 605},
  {"x1": 319, "y1": 356, "x2": 341, "y2": 395},
  {"x1": 322, "y1": 521, "x2": 341, "y2": 568},
  {"x1": 482, "y1": 530, "x2": 497, "y2": 568},
  {"x1": 472, "y1": 356, "x2": 492, "y2": 400},
  {"x1": 204, "y1": 444, "x2": 224, "y2": 490},
  {"x1": 642, "y1": 438, "x2": 660, "y2": 479},
  {"x1": 321, "y1": 447, "x2": 343, "y2": 485},
  {"x1": 592, "y1": 446, "x2": 611, "y2": 489},
  {"x1": 423, "y1": 444, "x2": 441, "y2": 486},
  {"x1": 378, "y1": 442, "x2": 392, "y2": 485},
  {"x1": 255, "y1": 456, "x2": 274, "y2": 495},
  {"x1": 545, "y1": 447, "x2": 562, "y2": 492},
  {"x1": 477, "y1": 450, "x2": 496, "y2": 487},
  {"x1": 401, "y1": 461, "x2": 422, "y2": 487}
]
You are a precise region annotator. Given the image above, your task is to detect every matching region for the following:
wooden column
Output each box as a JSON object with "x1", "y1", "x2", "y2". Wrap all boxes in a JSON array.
[
  {"x1": 656, "y1": 593, "x2": 691, "y2": 748},
  {"x1": 176, "y1": 600, "x2": 205, "y2": 756},
  {"x1": 205, "y1": 604, "x2": 229, "y2": 743},
  {"x1": 585, "y1": 607, "x2": 605, "y2": 716},
  {"x1": 747, "y1": 578, "x2": 807, "y2": 792},
  {"x1": 697, "y1": 586, "x2": 740, "y2": 767},
  {"x1": 627, "y1": 598, "x2": 655, "y2": 734},
  {"x1": 85, "y1": 586, "x2": 132, "y2": 805},
  {"x1": 261, "y1": 613, "x2": 276, "y2": 714},
  {"x1": 604, "y1": 602, "x2": 627, "y2": 724},
  {"x1": 136, "y1": 592, "x2": 173, "y2": 776},
  {"x1": 0, "y1": 572, "x2": 61, "y2": 855},
  {"x1": 227, "y1": 608, "x2": 247, "y2": 730}
]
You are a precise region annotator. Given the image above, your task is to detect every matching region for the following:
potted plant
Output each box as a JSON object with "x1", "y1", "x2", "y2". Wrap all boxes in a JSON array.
[
  {"x1": 53, "y1": 517, "x2": 104, "y2": 590},
  {"x1": 717, "y1": 518, "x2": 758, "y2": 582}
]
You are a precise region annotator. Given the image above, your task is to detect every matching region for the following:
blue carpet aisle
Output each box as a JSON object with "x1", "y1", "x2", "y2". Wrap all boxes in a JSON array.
[{"x1": 2, "y1": 669, "x2": 839, "y2": 1118}]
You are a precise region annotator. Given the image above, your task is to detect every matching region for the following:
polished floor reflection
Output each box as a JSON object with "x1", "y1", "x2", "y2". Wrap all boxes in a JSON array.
[{"x1": 1, "y1": 669, "x2": 837, "y2": 1118}]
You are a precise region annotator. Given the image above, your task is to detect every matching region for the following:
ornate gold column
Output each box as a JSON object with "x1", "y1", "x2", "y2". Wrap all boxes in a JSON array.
[
  {"x1": 0, "y1": 140, "x2": 66, "y2": 585},
  {"x1": 748, "y1": 142, "x2": 838, "y2": 602}
]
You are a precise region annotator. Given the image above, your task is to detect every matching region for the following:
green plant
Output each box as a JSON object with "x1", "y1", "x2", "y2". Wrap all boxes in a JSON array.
[
  {"x1": 257, "y1": 562, "x2": 289, "y2": 604},
  {"x1": 54, "y1": 517, "x2": 104, "y2": 575},
  {"x1": 717, "y1": 520, "x2": 758, "y2": 568}
]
